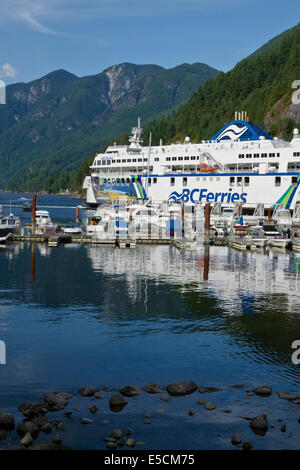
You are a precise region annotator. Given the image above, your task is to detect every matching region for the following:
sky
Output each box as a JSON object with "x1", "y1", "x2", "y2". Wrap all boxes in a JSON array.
[{"x1": 0, "y1": 0, "x2": 299, "y2": 84}]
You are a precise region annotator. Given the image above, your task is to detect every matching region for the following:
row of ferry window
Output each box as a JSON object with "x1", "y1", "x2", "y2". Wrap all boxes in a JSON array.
[
  {"x1": 168, "y1": 176, "x2": 298, "y2": 187},
  {"x1": 238, "y1": 153, "x2": 280, "y2": 159},
  {"x1": 96, "y1": 156, "x2": 201, "y2": 165},
  {"x1": 229, "y1": 176, "x2": 298, "y2": 187},
  {"x1": 96, "y1": 158, "x2": 149, "y2": 165}
]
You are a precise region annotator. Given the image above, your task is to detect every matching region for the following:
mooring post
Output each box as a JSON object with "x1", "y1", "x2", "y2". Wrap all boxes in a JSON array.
[
  {"x1": 76, "y1": 206, "x2": 79, "y2": 222},
  {"x1": 32, "y1": 193, "x2": 36, "y2": 235},
  {"x1": 203, "y1": 245, "x2": 210, "y2": 281},
  {"x1": 204, "y1": 203, "x2": 210, "y2": 245},
  {"x1": 268, "y1": 207, "x2": 271, "y2": 223}
]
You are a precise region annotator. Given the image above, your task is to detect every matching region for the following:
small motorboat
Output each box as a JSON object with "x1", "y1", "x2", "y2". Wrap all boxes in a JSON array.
[
  {"x1": 22, "y1": 201, "x2": 32, "y2": 212},
  {"x1": 35, "y1": 210, "x2": 55, "y2": 235},
  {"x1": 0, "y1": 213, "x2": 21, "y2": 237},
  {"x1": 63, "y1": 225, "x2": 82, "y2": 235},
  {"x1": 267, "y1": 237, "x2": 291, "y2": 249},
  {"x1": 251, "y1": 236, "x2": 268, "y2": 248}
]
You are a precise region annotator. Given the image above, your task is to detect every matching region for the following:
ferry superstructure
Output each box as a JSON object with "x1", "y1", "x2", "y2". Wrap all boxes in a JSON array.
[{"x1": 83, "y1": 114, "x2": 300, "y2": 210}]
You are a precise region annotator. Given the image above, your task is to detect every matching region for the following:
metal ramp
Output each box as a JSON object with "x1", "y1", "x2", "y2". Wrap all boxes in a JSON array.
[{"x1": 253, "y1": 203, "x2": 264, "y2": 218}]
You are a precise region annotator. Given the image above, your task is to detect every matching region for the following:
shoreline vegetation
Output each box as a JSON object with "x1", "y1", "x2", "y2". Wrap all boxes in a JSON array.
[{"x1": 1, "y1": 381, "x2": 300, "y2": 450}]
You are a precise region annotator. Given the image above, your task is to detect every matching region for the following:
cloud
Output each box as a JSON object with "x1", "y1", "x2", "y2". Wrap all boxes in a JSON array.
[
  {"x1": 17, "y1": 8, "x2": 60, "y2": 35},
  {"x1": 0, "y1": 63, "x2": 17, "y2": 78}
]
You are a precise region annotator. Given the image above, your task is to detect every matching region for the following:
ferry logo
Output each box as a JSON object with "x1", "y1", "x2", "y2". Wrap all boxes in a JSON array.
[
  {"x1": 168, "y1": 188, "x2": 247, "y2": 204},
  {"x1": 216, "y1": 124, "x2": 248, "y2": 141}
]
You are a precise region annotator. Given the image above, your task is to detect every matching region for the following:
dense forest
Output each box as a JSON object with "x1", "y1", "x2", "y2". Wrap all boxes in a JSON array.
[{"x1": 0, "y1": 63, "x2": 218, "y2": 194}]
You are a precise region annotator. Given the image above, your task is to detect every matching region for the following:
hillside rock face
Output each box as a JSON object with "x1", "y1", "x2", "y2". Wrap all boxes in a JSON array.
[
  {"x1": 0, "y1": 62, "x2": 218, "y2": 191},
  {"x1": 264, "y1": 95, "x2": 300, "y2": 129}
]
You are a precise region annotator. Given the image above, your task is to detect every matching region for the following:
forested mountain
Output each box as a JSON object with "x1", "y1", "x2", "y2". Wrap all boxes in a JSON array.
[
  {"x1": 72, "y1": 23, "x2": 300, "y2": 194},
  {"x1": 0, "y1": 62, "x2": 219, "y2": 192},
  {"x1": 140, "y1": 23, "x2": 300, "y2": 146}
]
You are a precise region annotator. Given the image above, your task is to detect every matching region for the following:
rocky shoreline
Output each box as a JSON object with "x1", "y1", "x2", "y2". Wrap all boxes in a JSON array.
[{"x1": 1, "y1": 381, "x2": 300, "y2": 450}]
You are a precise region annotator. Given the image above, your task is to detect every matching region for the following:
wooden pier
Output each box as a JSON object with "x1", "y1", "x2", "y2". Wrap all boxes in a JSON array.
[{"x1": 10, "y1": 232, "x2": 197, "y2": 250}]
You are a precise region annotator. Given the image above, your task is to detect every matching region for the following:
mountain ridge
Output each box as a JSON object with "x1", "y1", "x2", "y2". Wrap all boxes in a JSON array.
[{"x1": 0, "y1": 61, "x2": 219, "y2": 192}]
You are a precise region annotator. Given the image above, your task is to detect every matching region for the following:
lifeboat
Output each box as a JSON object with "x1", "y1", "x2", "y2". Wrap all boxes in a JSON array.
[{"x1": 199, "y1": 163, "x2": 217, "y2": 172}]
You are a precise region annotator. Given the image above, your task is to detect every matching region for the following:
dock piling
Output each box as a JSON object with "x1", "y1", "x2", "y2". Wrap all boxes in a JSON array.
[
  {"x1": 204, "y1": 203, "x2": 210, "y2": 244},
  {"x1": 32, "y1": 193, "x2": 36, "y2": 235}
]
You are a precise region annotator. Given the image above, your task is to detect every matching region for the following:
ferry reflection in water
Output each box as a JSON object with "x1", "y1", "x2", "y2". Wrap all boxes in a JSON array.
[
  {"x1": 1, "y1": 242, "x2": 300, "y2": 410},
  {"x1": 86, "y1": 244, "x2": 300, "y2": 316}
]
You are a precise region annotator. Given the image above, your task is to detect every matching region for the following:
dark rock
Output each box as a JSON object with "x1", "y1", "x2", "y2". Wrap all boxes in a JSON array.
[
  {"x1": 31, "y1": 414, "x2": 48, "y2": 428},
  {"x1": 119, "y1": 386, "x2": 142, "y2": 397},
  {"x1": 280, "y1": 424, "x2": 286, "y2": 432},
  {"x1": 104, "y1": 437, "x2": 116, "y2": 442},
  {"x1": 253, "y1": 385, "x2": 272, "y2": 397},
  {"x1": 126, "y1": 438, "x2": 135, "y2": 448},
  {"x1": 198, "y1": 386, "x2": 222, "y2": 393},
  {"x1": 40, "y1": 423, "x2": 52, "y2": 434},
  {"x1": 88, "y1": 405, "x2": 98, "y2": 414},
  {"x1": 277, "y1": 392, "x2": 300, "y2": 401},
  {"x1": 110, "y1": 429, "x2": 123, "y2": 439},
  {"x1": 44, "y1": 392, "x2": 72, "y2": 411},
  {"x1": 81, "y1": 418, "x2": 92, "y2": 424},
  {"x1": 223, "y1": 409, "x2": 232, "y2": 413},
  {"x1": 21, "y1": 432, "x2": 33, "y2": 447},
  {"x1": 167, "y1": 381, "x2": 197, "y2": 397},
  {"x1": 231, "y1": 432, "x2": 242, "y2": 445},
  {"x1": 0, "y1": 411, "x2": 14, "y2": 430},
  {"x1": 160, "y1": 395, "x2": 171, "y2": 402},
  {"x1": 144, "y1": 420, "x2": 151, "y2": 424},
  {"x1": 232, "y1": 384, "x2": 246, "y2": 389},
  {"x1": 17, "y1": 420, "x2": 39, "y2": 438},
  {"x1": 124, "y1": 427, "x2": 133, "y2": 435},
  {"x1": 197, "y1": 399, "x2": 207, "y2": 405},
  {"x1": 188, "y1": 409, "x2": 196, "y2": 416},
  {"x1": 55, "y1": 421, "x2": 65, "y2": 431},
  {"x1": 94, "y1": 392, "x2": 102, "y2": 399},
  {"x1": 116, "y1": 438, "x2": 124, "y2": 447},
  {"x1": 19, "y1": 402, "x2": 49, "y2": 418},
  {"x1": 144, "y1": 384, "x2": 163, "y2": 394},
  {"x1": 64, "y1": 411, "x2": 72, "y2": 418},
  {"x1": 250, "y1": 415, "x2": 268, "y2": 436},
  {"x1": 78, "y1": 386, "x2": 99, "y2": 397},
  {"x1": 107, "y1": 442, "x2": 117, "y2": 450},
  {"x1": 109, "y1": 394, "x2": 128, "y2": 412},
  {"x1": 205, "y1": 402, "x2": 216, "y2": 410},
  {"x1": 52, "y1": 434, "x2": 62, "y2": 444},
  {"x1": 243, "y1": 441, "x2": 253, "y2": 450}
]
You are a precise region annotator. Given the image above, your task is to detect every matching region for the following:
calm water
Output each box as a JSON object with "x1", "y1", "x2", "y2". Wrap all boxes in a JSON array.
[{"x1": 1, "y1": 193, "x2": 300, "y2": 450}]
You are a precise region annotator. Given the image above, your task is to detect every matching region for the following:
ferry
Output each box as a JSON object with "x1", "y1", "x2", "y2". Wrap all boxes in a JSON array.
[{"x1": 83, "y1": 112, "x2": 300, "y2": 211}]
